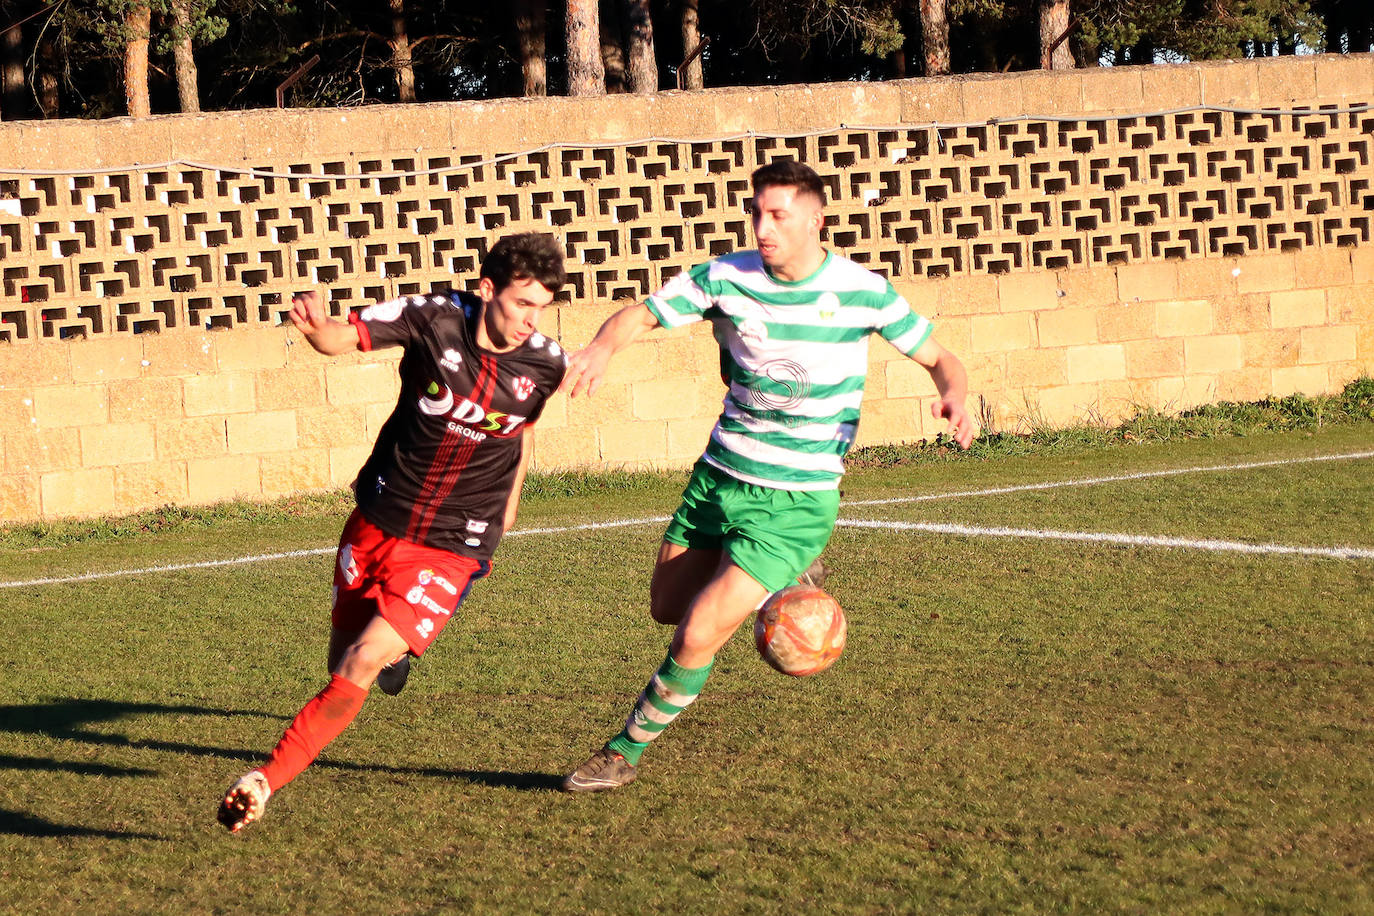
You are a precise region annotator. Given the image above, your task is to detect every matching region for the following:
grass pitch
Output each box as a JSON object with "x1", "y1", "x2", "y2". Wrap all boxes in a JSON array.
[{"x1": 0, "y1": 425, "x2": 1371, "y2": 913}]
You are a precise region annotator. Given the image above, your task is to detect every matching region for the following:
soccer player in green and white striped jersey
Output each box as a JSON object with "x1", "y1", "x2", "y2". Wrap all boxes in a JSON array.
[{"x1": 560, "y1": 160, "x2": 973, "y2": 792}]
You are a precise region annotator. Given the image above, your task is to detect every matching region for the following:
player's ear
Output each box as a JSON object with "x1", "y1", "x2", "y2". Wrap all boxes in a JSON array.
[{"x1": 478, "y1": 276, "x2": 496, "y2": 304}]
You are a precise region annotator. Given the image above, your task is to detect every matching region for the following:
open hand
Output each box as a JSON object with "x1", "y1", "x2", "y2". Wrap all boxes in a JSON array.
[{"x1": 932, "y1": 397, "x2": 974, "y2": 449}]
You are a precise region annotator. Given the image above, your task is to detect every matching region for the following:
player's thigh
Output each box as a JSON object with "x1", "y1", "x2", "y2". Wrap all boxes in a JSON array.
[
  {"x1": 650, "y1": 540, "x2": 723, "y2": 625},
  {"x1": 670, "y1": 561, "x2": 772, "y2": 666},
  {"x1": 327, "y1": 626, "x2": 362, "y2": 672}
]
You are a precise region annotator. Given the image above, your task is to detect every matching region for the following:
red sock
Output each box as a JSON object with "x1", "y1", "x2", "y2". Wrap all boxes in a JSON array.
[{"x1": 259, "y1": 674, "x2": 368, "y2": 792}]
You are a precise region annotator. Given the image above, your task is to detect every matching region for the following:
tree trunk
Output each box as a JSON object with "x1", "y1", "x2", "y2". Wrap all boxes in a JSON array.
[
  {"x1": 623, "y1": 0, "x2": 656, "y2": 93},
  {"x1": 2, "y1": 16, "x2": 24, "y2": 120},
  {"x1": 171, "y1": 0, "x2": 201, "y2": 112},
  {"x1": 514, "y1": 0, "x2": 547, "y2": 96},
  {"x1": 389, "y1": 0, "x2": 415, "y2": 102},
  {"x1": 680, "y1": 0, "x2": 702, "y2": 89},
  {"x1": 36, "y1": 33, "x2": 58, "y2": 117},
  {"x1": 1039, "y1": 0, "x2": 1073, "y2": 70},
  {"x1": 124, "y1": 1, "x2": 152, "y2": 118},
  {"x1": 919, "y1": 0, "x2": 949, "y2": 76},
  {"x1": 566, "y1": 0, "x2": 604, "y2": 95},
  {"x1": 600, "y1": 5, "x2": 626, "y2": 93}
]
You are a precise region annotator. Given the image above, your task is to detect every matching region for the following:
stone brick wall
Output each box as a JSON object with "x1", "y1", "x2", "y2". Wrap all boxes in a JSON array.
[{"x1": 1, "y1": 54, "x2": 1372, "y2": 522}]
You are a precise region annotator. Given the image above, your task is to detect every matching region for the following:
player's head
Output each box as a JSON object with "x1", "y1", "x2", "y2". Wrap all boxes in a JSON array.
[
  {"x1": 749, "y1": 160, "x2": 827, "y2": 279},
  {"x1": 477, "y1": 233, "x2": 565, "y2": 352},
  {"x1": 480, "y1": 232, "x2": 566, "y2": 295},
  {"x1": 751, "y1": 159, "x2": 827, "y2": 208}
]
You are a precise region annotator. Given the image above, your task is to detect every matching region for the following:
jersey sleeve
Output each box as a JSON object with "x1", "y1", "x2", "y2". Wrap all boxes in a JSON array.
[
  {"x1": 522, "y1": 352, "x2": 567, "y2": 427},
  {"x1": 874, "y1": 285, "x2": 934, "y2": 357},
  {"x1": 349, "y1": 294, "x2": 453, "y2": 352},
  {"x1": 644, "y1": 261, "x2": 715, "y2": 330}
]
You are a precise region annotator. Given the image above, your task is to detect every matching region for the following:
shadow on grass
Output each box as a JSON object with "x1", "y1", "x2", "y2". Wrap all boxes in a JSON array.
[
  {"x1": 0, "y1": 697, "x2": 565, "y2": 792},
  {"x1": 0, "y1": 807, "x2": 165, "y2": 841}
]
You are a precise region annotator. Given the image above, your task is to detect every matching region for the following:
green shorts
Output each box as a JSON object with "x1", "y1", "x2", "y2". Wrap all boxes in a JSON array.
[{"x1": 663, "y1": 460, "x2": 840, "y2": 594}]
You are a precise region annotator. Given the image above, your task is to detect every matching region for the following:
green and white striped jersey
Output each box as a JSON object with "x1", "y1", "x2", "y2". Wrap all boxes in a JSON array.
[{"x1": 645, "y1": 250, "x2": 934, "y2": 491}]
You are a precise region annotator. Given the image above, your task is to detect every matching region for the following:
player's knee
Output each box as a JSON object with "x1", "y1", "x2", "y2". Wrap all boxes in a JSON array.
[
  {"x1": 675, "y1": 619, "x2": 729, "y2": 659},
  {"x1": 335, "y1": 640, "x2": 392, "y2": 681}
]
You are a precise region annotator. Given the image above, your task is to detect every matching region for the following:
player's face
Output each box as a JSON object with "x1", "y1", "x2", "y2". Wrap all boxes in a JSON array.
[
  {"x1": 751, "y1": 184, "x2": 825, "y2": 281},
  {"x1": 478, "y1": 275, "x2": 555, "y2": 352}
]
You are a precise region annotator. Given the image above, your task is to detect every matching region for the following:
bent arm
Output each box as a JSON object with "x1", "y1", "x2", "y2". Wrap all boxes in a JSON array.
[
  {"x1": 559, "y1": 302, "x2": 662, "y2": 398},
  {"x1": 289, "y1": 291, "x2": 360, "y2": 356},
  {"x1": 910, "y1": 335, "x2": 974, "y2": 449}
]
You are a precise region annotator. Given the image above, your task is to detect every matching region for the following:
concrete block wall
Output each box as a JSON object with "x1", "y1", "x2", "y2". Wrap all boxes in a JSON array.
[{"x1": 1, "y1": 53, "x2": 1372, "y2": 522}]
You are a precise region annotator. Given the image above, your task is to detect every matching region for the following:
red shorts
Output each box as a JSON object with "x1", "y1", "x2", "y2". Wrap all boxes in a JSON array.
[{"x1": 332, "y1": 509, "x2": 490, "y2": 656}]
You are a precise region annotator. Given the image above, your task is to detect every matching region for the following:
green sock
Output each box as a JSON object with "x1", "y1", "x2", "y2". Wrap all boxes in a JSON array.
[{"x1": 607, "y1": 653, "x2": 713, "y2": 765}]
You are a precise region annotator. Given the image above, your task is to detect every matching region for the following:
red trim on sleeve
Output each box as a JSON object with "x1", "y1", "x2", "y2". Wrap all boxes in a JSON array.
[{"x1": 348, "y1": 312, "x2": 373, "y2": 351}]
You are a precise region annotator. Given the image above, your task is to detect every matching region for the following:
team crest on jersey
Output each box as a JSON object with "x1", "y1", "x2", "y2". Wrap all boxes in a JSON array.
[
  {"x1": 441, "y1": 348, "x2": 463, "y2": 371},
  {"x1": 513, "y1": 376, "x2": 536, "y2": 401},
  {"x1": 817, "y1": 292, "x2": 840, "y2": 321}
]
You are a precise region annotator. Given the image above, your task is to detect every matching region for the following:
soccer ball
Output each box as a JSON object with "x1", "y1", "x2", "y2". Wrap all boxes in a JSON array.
[{"x1": 754, "y1": 585, "x2": 847, "y2": 677}]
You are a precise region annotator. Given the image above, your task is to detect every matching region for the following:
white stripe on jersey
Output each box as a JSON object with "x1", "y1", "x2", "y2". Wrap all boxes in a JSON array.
[{"x1": 711, "y1": 428, "x2": 849, "y2": 472}]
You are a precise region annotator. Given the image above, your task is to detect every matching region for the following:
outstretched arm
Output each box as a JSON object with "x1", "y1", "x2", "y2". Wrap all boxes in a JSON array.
[
  {"x1": 559, "y1": 302, "x2": 662, "y2": 398},
  {"x1": 910, "y1": 336, "x2": 975, "y2": 449},
  {"x1": 503, "y1": 427, "x2": 535, "y2": 533},
  {"x1": 289, "y1": 291, "x2": 360, "y2": 356}
]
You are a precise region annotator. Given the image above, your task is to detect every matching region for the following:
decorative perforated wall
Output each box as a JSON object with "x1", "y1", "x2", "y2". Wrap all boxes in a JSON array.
[{"x1": 1, "y1": 104, "x2": 1370, "y2": 342}]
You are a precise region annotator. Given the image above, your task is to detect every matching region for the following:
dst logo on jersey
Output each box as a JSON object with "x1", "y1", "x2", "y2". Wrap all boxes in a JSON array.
[
  {"x1": 512, "y1": 376, "x2": 535, "y2": 401},
  {"x1": 418, "y1": 381, "x2": 526, "y2": 441}
]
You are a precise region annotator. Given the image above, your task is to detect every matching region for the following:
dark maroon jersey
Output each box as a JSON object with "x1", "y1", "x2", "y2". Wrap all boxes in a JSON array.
[{"x1": 347, "y1": 291, "x2": 566, "y2": 560}]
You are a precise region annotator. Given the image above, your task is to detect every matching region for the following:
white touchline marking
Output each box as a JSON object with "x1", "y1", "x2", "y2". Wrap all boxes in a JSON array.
[
  {"x1": 1, "y1": 450, "x2": 1369, "y2": 589},
  {"x1": 835, "y1": 519, "x2": 1374, "y2": 560},
  {"x1": 0, "y1": 519, "x2": 675, "y2": 590},
  {"x1": 844, "y1": 450, "x2": 1374, "y2": 507}
]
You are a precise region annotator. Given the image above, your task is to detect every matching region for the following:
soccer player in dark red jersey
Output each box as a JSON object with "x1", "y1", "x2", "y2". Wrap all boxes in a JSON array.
[{"x1": 217, "y1": 232, "x2": 568, "y2": 833}]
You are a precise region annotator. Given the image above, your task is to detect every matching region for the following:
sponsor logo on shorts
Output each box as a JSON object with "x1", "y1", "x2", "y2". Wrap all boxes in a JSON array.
[
  {"x1": 338, "y1": 544, "x2": 359, "y2": 585},
  {"x1": 465, "y1": 537, "x2": 481, "y2": 547},
  {"x1": 404, "y1": 584, "x2": 451, "y2": 617},
  {"x1": 466, "y1": 520, "x2": 489, "y2": 534}
]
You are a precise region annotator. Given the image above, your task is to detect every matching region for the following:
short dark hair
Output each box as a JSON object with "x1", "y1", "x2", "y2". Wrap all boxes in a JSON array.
[
  {"x1": 751, "y1": 159, "x2": 826, "y2": 206},
  {"x1": 480, "y1": 232, "x2": 566, "y2": 294}
]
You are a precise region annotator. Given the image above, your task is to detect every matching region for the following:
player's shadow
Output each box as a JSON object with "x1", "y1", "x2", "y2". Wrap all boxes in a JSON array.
[
  {"x1": 0, "y1": 697, "x2": 564, "y2": 795},
  {"x1": 0, "y1": 697, "x2": 286, "y2": 839},
  {"x1": 0, "y1": 697, "x2": 286, "y2": 766},
  {"x1": 0, "y1": 807, "x2": 163, "y2": 841}
]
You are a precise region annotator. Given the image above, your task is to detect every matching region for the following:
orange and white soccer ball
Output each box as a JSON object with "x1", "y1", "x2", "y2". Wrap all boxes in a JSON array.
[{"x1": 754, "y1": 585, "x2": 847, "y2": 677}]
